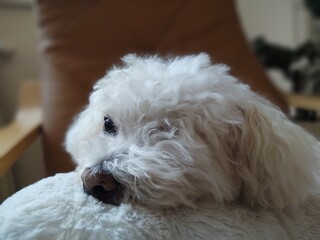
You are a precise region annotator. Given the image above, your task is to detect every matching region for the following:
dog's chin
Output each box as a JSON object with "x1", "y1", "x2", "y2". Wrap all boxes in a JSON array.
[{"x1": 83, "y1": 183, "x2": 126, "y2": 206}]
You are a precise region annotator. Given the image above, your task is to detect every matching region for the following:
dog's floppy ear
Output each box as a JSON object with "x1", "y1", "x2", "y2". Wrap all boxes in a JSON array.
[{"x1": 235, "y1": 99, "x2": 320, "y2": 209}]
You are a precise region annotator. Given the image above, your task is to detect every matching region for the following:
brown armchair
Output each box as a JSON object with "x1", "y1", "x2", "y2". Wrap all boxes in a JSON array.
[{"x1": 1, "y1": 0, "x2": 292, "y2": 177}]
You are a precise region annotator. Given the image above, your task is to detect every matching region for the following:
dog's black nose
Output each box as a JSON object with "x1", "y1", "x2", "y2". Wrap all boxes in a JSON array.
[{"x1": 81, "y1": 167, "x2": 122, "y2": 205}]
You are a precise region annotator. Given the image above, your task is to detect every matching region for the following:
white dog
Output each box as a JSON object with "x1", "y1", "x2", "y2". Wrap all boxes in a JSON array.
[{"x1": 1, "y1": 53, "x2": 319, "y2": 239}]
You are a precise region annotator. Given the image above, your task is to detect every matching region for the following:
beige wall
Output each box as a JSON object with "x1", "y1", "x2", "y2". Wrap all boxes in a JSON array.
[
  {"x1": 236, "y1": 0, "x2": 311, "y2": 47},
  {"x1": 0, "y1": 6, "x2": 39, "y2": 122},
  {"x1": 0, "y1": 4, "x2": 46, "y2": 201}
]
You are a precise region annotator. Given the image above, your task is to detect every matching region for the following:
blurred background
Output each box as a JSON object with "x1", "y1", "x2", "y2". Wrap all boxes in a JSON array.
[
  {"x1": 0, "y1": 0, "x2": 319, "y2": 201},
  {"x1": 0, "y1": 0, "x2": 45, "y2": 201}
]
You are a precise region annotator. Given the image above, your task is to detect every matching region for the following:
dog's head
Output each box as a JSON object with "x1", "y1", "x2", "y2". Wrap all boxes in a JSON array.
[{"x1": 65, "y1": 53, "x2": 320, "y2": 209}]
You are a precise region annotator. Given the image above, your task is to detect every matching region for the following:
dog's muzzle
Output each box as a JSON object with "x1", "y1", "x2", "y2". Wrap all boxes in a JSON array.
[{"x1": 81, "y1": 167, "x2": 124, "y2": 205}]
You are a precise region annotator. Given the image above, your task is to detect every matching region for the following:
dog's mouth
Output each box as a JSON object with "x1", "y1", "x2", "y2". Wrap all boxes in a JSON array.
[
  {"x1": 81, "y1": 168, "x2": 125, "y2": 205},
  {"x1": 83, "y1": 183, "x2": 126, "y2": 206}
]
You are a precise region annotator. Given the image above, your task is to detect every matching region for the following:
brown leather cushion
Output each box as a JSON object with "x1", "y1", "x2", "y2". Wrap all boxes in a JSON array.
[{"x1": 36, "y1": 0, "x2": 287, "y2": 175}]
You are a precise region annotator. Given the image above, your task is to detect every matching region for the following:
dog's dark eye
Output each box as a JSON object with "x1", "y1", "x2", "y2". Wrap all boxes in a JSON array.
[{"x1": 104, "y1": 116, "x2": 117, "y2": 135}]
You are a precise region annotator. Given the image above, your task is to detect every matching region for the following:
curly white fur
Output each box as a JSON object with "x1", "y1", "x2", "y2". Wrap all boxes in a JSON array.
[
  {"x1": 65, "y1": 53, "x2": 320, "y2": 210},
  {"x1": 1, "y1": 53, "x2": 320, "y2": 240}
]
